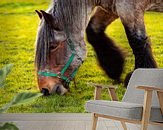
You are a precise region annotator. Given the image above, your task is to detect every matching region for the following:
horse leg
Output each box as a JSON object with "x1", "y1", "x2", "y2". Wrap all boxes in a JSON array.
[
  {"x1": 86, "y1": 6, "x2": 125, "y2": 82},
  {"x1": 116, "y1": 2, "x2": 157, "y2": 86}
]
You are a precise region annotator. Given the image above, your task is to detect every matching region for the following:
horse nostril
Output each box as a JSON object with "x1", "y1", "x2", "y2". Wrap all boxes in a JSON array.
[
  {"x1": 41, "y1": 88, "x2": 50, "y2": 96},
  {"x1": 56, "y1": 86, "x2": 61, "y2": 94}
]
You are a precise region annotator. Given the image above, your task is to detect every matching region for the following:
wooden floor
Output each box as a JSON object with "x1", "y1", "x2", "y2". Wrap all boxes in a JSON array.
[{"x1": 0, "y1": 113, "x2": 140, "y2": 130}]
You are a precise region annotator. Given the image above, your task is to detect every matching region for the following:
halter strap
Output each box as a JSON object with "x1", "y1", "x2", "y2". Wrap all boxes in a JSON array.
[
  {"x1": 38, "y1": 37, "x2": 82, "y2": 83},
  {"x1": 38, "y1": 71, "x2": 70, "y2": 82}
]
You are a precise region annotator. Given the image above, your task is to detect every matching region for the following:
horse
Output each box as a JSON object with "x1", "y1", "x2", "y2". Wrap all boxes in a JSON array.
[{"x1": 35, "y1": 0, "x2": 162, "y2": 96}]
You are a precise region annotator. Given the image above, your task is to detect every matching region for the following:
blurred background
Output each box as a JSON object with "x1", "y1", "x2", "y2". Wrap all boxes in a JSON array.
[{"x1": 0, "y1": 0, "x2": 162, "y2": 113}]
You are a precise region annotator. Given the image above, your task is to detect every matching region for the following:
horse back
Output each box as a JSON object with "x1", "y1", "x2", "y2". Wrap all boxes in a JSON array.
[{"x1": 147, "y1": 0, "x2": 163, "y2": 12}]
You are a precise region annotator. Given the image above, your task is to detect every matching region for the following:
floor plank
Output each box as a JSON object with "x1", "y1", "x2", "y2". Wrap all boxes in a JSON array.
[{"x1": 0, "y1": 113, "x2": 123, "y2": 130}]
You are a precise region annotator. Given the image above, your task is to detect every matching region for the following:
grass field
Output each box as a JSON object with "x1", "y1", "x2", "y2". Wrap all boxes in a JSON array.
[{"x1": 0, "y1": 0, "x2": 163, "y2": 113}]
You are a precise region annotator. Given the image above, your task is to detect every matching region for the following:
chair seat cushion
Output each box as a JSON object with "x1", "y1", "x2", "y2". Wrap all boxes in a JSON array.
[{"x1": 85, "y1": 100, "x2": 163, "y2": 122}]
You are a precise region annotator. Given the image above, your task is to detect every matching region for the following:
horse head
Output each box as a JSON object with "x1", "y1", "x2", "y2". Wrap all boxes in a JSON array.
[{"x1": 35, "y1": 10, "x2": 83, "y2": 96}]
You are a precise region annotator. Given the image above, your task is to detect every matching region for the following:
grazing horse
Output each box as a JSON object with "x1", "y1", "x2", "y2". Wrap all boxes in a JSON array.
[{"x1": 35, "y1": 0, "x2": 162, "y2": 95}]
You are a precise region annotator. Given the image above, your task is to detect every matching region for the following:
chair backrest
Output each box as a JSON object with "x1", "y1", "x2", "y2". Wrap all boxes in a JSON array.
[{"x1": 122, "y1": 68, "x2": 163, "y2": 107}]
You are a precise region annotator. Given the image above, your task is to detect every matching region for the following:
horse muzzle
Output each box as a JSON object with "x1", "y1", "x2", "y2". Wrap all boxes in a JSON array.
[{"x1": 41, "y1": 84, "x2": 68, "y2": 96}]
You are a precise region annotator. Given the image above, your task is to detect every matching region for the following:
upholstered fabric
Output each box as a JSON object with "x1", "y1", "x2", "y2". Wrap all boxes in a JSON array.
[
  {"x1": 86, "y1": 100, "x2": 143, "y2": 120},
  {"x1": 123, "y1": 69, "x2": 163, "y2": 106},
  {"x1": 86, "y1": 100, "x2": 163, "y2": 122}
]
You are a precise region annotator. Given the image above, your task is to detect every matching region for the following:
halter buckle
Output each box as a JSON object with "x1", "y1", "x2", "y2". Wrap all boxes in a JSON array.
[{"x1": 56, "y1": 72, "x2": 62, "y2": 78}]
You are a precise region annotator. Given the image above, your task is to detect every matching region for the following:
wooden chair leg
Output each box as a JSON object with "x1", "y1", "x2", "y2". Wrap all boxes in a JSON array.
[
  {"x1": 121, "y1": 121, "x2": 127, "y2": 130},
  {"x1": 157, "y1": 91, "x2": 163, "y2": 114},
  {"x1": 141, "y1": 90, "x2": 152, "y2": 130},
  {"x1": 92, "y1": 113, "x2": 98, "y2": 130}
]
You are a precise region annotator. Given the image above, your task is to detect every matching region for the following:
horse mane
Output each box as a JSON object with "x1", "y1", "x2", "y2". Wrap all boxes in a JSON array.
[
  {"x1": 51, "y1": 0, "x2": 91, "y2": 30},
  {"x1": 35, "y1": 21, "x2": 55, "y2": 69}
]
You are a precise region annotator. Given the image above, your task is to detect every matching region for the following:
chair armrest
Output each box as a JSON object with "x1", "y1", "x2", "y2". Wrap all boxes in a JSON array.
[
  {"x1": 87, "y1": 82, "x2": 116, "y2": 89},
  {"x1": 87, "y1": 82, "x2": 118, "y2": 101},
  {"x1": 136, "y1": 86, "x2": 163, "y2": 125},
  {"x1": 137, "y1": 86, "x2": 163, "y2": 92}
]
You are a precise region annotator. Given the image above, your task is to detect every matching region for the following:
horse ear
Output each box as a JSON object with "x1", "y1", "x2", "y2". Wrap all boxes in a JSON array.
[
  {"x1": 40, "y1": 10, "x2": 53, "y2": 25},
  {"x1": 35, "y1": 10, "x2": 42, "y2": 19}
]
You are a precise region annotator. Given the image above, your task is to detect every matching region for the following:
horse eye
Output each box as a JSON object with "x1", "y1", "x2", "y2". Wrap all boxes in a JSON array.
[
  {"x1": 50, "y1": 44, "x2": 57, "y2": 50},
  {"x1": 50, "y1": 45, "x2": 55, "y2": 49},
  {"x1": 49, "y1": 43, "x2": 58, "y2": 51}
]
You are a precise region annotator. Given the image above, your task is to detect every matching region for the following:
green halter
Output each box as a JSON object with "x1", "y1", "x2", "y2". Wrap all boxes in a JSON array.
[{"x1": 38, "y1": 38, "x2": 81, "y2": 83}]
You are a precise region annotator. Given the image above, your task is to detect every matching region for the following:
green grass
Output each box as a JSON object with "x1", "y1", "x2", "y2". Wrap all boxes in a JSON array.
[{"x1": 0, "y1": 0, "x2": 163, "y2": 113}]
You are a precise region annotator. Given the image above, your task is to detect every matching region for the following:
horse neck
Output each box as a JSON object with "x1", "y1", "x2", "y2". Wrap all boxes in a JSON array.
[
  {"x1": 56, "y1": 1, "x2": 92, "y2": 31},
  {"x1": 49, "y1": 0, "x2": 96, "y2": 60}
]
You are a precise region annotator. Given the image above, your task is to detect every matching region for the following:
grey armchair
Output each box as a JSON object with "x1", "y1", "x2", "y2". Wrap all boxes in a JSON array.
[{"x1": 85, "y1": 69, "x2": 163, "y2": 130}]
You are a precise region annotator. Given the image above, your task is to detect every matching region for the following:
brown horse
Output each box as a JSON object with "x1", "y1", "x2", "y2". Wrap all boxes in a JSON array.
[{"x1": 35, "y1": 0, "x2": 162, "y2": 95}]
